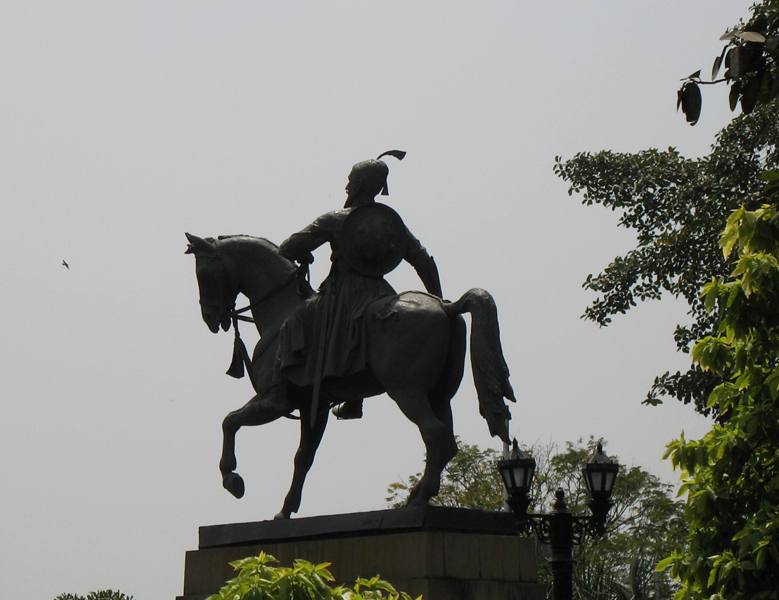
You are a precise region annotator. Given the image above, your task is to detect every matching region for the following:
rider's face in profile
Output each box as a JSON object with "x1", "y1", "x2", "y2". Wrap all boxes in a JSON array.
[
  {"x1": 345, "y1": 173, "x2": 369, "y2": 206},
  {"x1": 345, "y1": 173, "x2": 357, "y2": 196}
]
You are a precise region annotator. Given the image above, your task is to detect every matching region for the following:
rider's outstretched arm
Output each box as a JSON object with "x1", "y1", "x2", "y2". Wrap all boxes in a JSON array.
[
  {"x1": 406, "y1": 245, "x2": 443, "y2": 298},
  {"x1": 279, "y1": 215, "x2": 333, "y2": 264}
]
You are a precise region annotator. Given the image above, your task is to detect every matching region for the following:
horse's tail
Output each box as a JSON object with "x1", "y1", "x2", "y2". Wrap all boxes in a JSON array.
[{"x1": 444, "y1": 288, "x2": 515, "y2": 443}]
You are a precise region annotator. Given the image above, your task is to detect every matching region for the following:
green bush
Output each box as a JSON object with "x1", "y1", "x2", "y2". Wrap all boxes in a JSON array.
[
  {"x1": 660, "y1": 171, "x2": 779, "y2": 598},
  {"x1": 207, "y1": 551, "x2": 420, "y2": 600},
  {"x1": 54, "y1": 591, "x2": 133, "y2": 600}
]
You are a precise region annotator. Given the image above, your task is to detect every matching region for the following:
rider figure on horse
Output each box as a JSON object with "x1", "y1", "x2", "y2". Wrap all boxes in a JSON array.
[
  {"x1": 275, "y1": 150, "x2": 443, "y2": 420},
  {"x1": 186, "y1": 152, "x2": 515, "y2": 515}
]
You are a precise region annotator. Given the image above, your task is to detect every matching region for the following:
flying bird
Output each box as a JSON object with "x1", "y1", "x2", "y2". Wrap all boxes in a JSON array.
[{"x1": 61, "y1": 260, "x2": 70, "y2": 270}]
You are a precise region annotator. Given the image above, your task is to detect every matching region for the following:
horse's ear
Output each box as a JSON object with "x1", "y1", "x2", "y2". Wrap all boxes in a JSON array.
[{"x1": 185, "y1": 232, "x2": 213, "y2": 255}]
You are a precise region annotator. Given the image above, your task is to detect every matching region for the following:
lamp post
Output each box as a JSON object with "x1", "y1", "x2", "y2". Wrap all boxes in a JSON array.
[{"x1": 497, "y1": 440, "x2": 619, "y2": 600}]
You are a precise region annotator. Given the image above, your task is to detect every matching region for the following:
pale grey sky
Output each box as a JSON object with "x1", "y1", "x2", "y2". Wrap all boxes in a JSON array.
[{"x1": 0, "y1": 1, "x2": 751, "y2": 598}]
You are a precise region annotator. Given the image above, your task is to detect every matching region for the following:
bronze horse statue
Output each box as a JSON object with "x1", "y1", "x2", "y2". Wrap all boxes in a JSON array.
[{"x1": 186, "y1": 232, "x2": 515, "y2": 518}]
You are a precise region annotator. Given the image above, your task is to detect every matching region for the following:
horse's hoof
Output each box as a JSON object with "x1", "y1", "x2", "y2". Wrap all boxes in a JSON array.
[
  {"x1": 222, "y1": 473, "x2": 245, "y2": 498},
  {"x1": 274, "y1": 511, "x2": 290, "y2": 520}
]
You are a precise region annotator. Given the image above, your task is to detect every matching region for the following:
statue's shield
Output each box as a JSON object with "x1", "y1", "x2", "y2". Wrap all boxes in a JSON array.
[{"x1": 340, "y1": 203, "x2": 407, "y2": 277}]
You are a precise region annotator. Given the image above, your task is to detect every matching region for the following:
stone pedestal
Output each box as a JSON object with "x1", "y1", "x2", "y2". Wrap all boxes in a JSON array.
[{"x1": 178, "y1": 506, "x2": 545, "y2": 600}]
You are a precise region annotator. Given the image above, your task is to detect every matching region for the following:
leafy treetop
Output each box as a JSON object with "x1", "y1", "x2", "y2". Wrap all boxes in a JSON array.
[
  {"x1": 554, "y1": 100, "x2": 779, "y2": 413},
  {"x1": 678, "y1": 0, "x2": 779, "y2": 124}
]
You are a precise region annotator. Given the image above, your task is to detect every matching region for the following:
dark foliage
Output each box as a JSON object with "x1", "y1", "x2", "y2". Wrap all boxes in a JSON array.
[
  {"x1": 554, "y1": 101, "x2": 779, "y2": 413},
  {"x1": 679, "y1": 1, "x2": 779, "y2": 124},
  {"x1": 53, "y1": 591, "x2": 133, "y2": 600}
]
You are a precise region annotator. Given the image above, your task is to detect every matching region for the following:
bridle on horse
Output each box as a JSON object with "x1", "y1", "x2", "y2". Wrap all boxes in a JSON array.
[{"x1": 223, "y1": 264, "x2": 309, "y2": 399}]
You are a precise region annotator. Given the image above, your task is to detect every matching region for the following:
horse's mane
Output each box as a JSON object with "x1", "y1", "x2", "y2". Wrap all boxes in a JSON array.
[
  {"x1": 213, "y1": 234, "x2": 289, "y2": 263},
  {"x1": 217, "y1": 234, "x2": 279, "y2": 250},
  {"x1": 212, "y1": 234, "x2": 310, "y2": 296}
]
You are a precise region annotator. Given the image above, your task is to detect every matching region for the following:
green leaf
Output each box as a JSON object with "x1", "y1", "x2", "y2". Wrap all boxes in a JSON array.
[
  {"x1": 765, "y1": 369, "x2": 779, "y2": 400},
  {"x1": 712, "y1": 46, "x2": 728, "y2": 79},
  {"x1": 741, "y1": 72, "x2": 763, "y2": 114},
  {"x1": 656, "y1": 555, "x2": 678, "y2": 572},
  {"x1": 707, "y1": 563, "x2": 719, "y2": 587},
  {"x1": 729, "y1": 80, "x2": 742, "y2": 111},
  {"x1": 756, "y1": 545, "x2": 768, "y2": 569},
  {"x1": 736, "y1": 31, "x2": 767, "y2": 43},
  {"x1": 703, "y1": 279, "x2": 719, "y2": 311},
  {"x1": 721, "y1": 207, "x2": 745, "y2": 258},
  {"x1": 681, "y1": 81, "x2": 703, "y2": 125}
]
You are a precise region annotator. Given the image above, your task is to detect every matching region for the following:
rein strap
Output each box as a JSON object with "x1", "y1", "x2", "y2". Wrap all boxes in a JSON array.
[{"x1": 223, "y1": 269, "x2": 306, "y2": 421}]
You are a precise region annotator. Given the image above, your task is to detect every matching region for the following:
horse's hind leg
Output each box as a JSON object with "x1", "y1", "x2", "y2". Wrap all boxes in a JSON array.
[
  {"x1": 420, "y1": 315, "x2": 465, "y2": 500},
  {"x1": 220, "y1": 395, "x2": 285, "y2": 498},
  {"x1": 387, "y1": 388, "x2": 458, "y2": 507},
  {"x1": 276, "y1": 400, "x2": 329, "y2": 519},
  {"x1": 431, "y1": 314, "x2": 466, "y2": 407}
]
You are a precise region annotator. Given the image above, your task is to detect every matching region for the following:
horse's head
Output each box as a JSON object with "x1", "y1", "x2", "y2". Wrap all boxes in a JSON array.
[
  {"x1": 186, "y1": 232, "x2": 301, "y2": 335},
  {"x1": 185, "y1": 232, "x2": 236, "y2": 334}
]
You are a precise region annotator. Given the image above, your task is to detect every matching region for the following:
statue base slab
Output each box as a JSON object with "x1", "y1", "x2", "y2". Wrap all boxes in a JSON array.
[{"x1": 177, "y1": 506, "x2": 545, "y2": 600}]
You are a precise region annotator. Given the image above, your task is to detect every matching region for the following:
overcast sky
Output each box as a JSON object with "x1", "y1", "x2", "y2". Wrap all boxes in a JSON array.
[{"x1": 0, "y1": 1, "x2": 752, "y2": 598}]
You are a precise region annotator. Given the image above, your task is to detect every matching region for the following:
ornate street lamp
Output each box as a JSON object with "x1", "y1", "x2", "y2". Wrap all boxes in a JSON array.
[
  {"x1": 583, "y1": 441, "x2": 619, "y2": 534},
  {"x1": 497, "y1": 439, "x2": 620, "y2": 600},
  {"x1": 497, "y1": 439, "x2": 536, "y2": 517}
]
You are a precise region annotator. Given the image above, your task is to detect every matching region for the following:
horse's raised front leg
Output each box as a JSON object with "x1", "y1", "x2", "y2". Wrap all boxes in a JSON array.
[
  {"x1": 387, "y1": 387, "x2": 458, "y2": 507},
  {"x1": 275, "y1": 401, "x2": 329, "y2": 519},
  {"x1": 220, "y1": 394, "x2": 286, "y2": 499}
]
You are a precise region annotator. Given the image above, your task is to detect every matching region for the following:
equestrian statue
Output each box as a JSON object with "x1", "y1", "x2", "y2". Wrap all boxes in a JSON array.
[{"x1": 185, "y1": 150, "x2": 515, "y2": 519}]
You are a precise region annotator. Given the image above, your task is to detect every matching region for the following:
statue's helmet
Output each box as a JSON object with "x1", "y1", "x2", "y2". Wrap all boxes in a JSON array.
[{"x1": 347, "y1": 150, "x2": 406, "y2": 199}]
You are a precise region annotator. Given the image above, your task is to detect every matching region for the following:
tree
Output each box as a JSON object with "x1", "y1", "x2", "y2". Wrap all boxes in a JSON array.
[
  {"x1": 555, "y1": 6, "x2": 779, "y2": 597},
  {"x1": 659, "y1": 171, "x2": 779, "y2": 598},
  {"x1": 678, "y1": 1, "x2": 779, "y2": 125},
  {"x1": 385, "y1": 439, "x2": 504, "y2": 510},
  {"x1": 206, "y1": 551, "x2": 420, "y2": 600},
  {"x1": 554, "y1": 99, "x2": 779, "y2": 413},
  {"x1": 540, "y1": 440, "x2": 686, "y2": 600},
  {"x1": 54, "y1": 591, "x2": 133, "y2": 600},
  {"x1": 387, "y1": 438, "x2": 686, "y2": 599}
]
